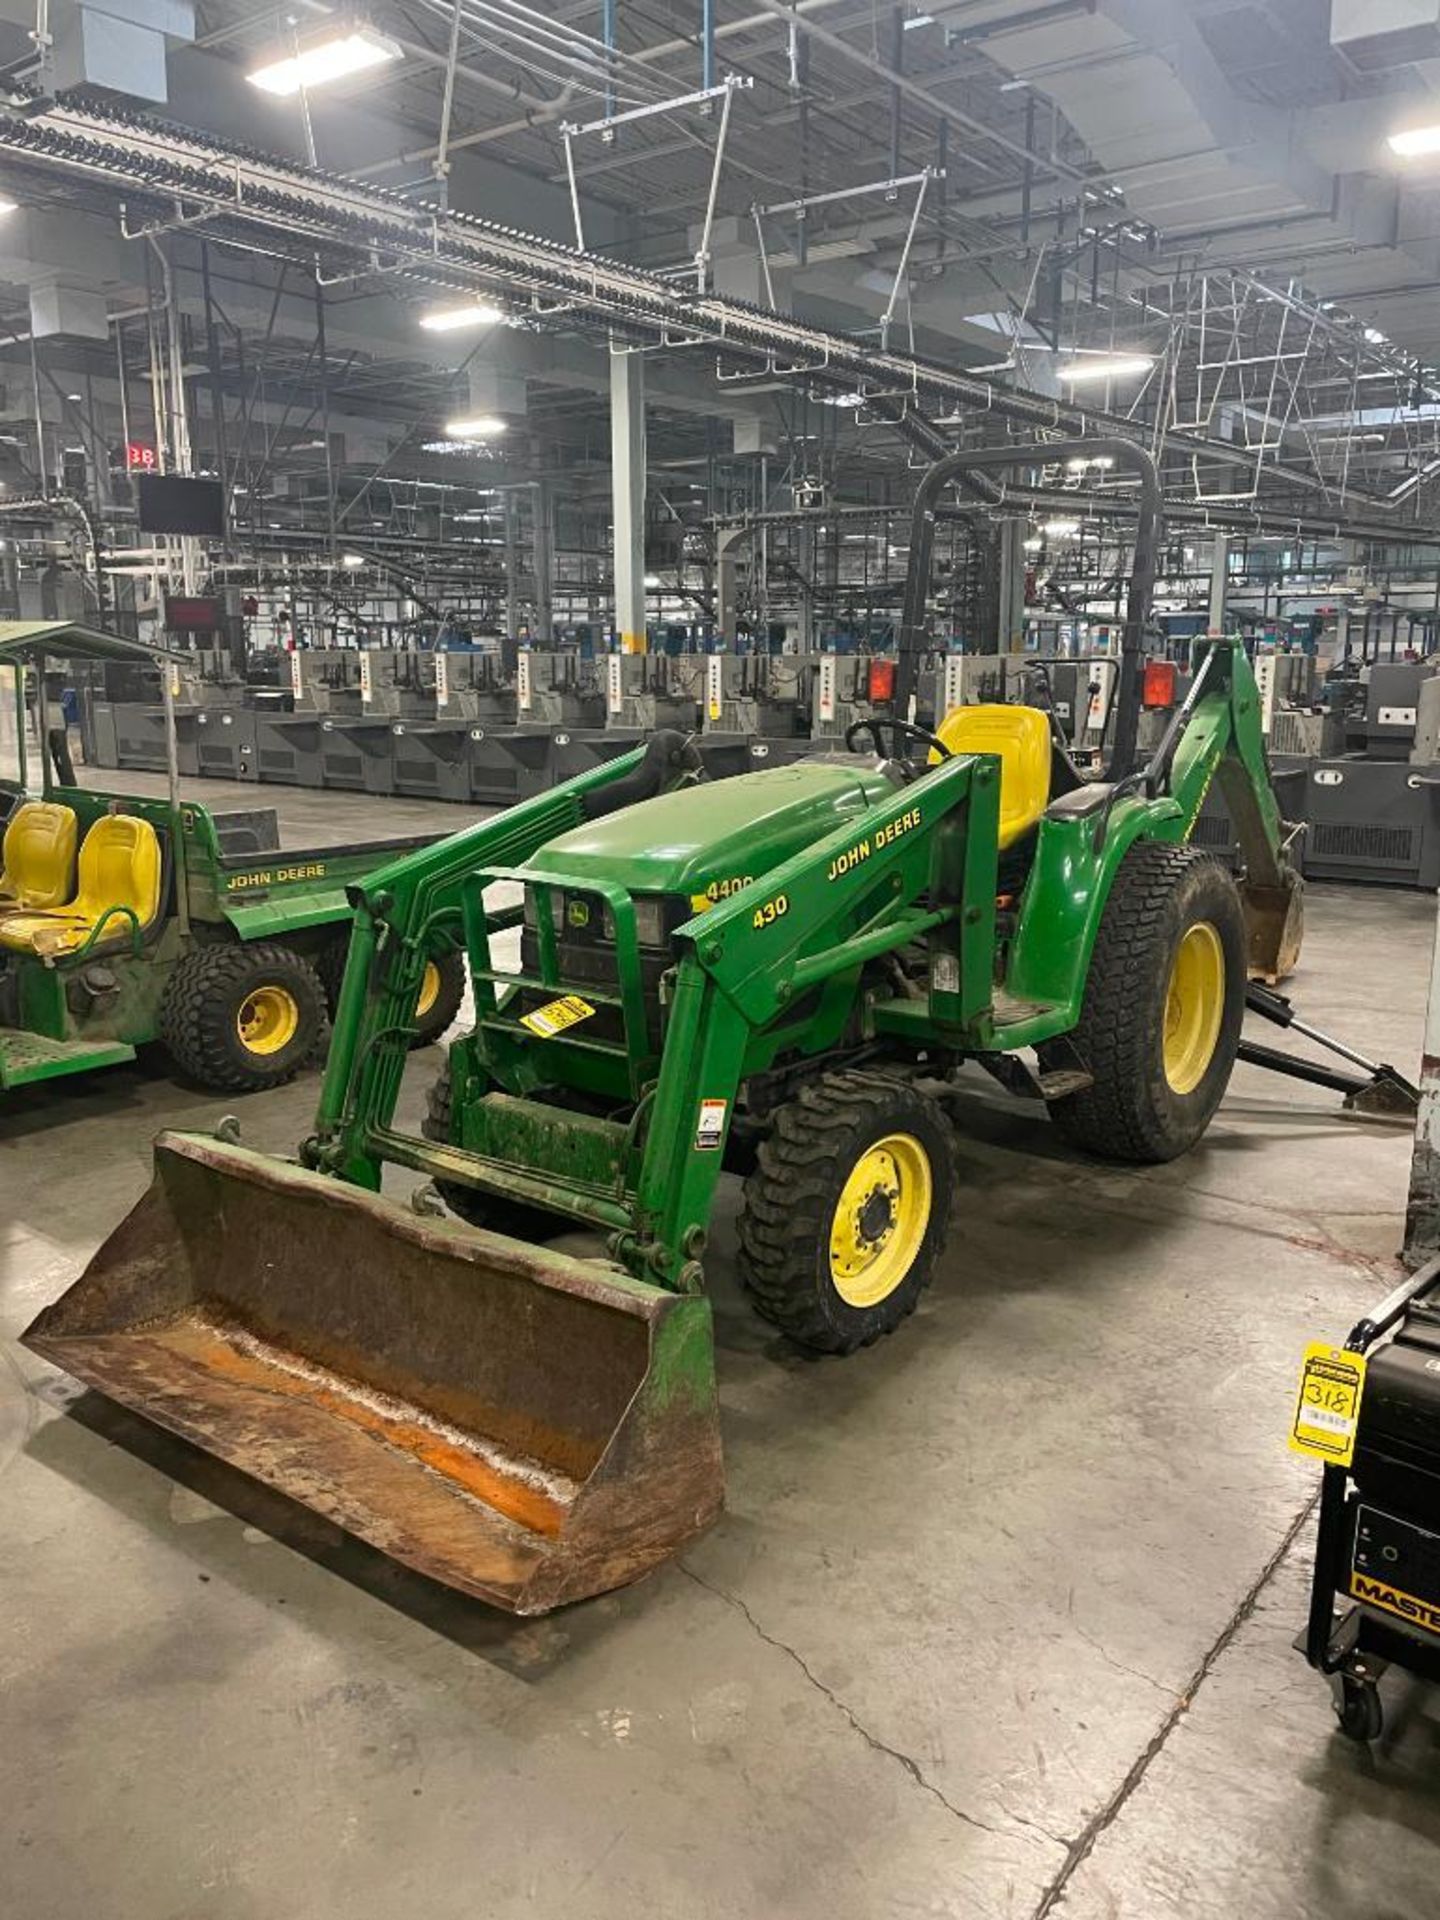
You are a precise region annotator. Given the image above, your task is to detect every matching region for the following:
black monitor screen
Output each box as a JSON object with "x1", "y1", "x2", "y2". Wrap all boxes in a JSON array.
[{"x1": 137, "y1": 474, "x2": 225, "y2": 536}]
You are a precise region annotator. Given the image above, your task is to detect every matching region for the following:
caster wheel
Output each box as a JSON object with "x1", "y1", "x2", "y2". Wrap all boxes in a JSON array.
[{"x1": 1336, "y1": 1676, "x2": 1383, "y2": 1743}]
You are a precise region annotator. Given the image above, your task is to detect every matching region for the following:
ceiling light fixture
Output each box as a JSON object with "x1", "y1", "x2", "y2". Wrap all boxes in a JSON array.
[
  {"x1": 247, "y1": 28, "x2": 401, "y2": 97},
  {"x1": 1043, "y1": 518, "x2": 1081, "y2": 537},
  {"x1": 444, "y1": 414, "x2": 507, "y2": 438},
  {"x1": 1388, "y1": 125, "x2": 1440, "y2": 158},
  {"x1": 1057, "y1": 354, "x2": 1154, "y2": 383},
  {"x1": 419, "y1": 299, "x2": 506, "y2": 332},
  {"x1": 341, "y1": 552, "x2": 366, "y2": 568}
]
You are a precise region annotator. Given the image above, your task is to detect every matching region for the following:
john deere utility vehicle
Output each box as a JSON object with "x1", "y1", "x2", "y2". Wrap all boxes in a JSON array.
[
  {"x1": 0, "y1": 622, "x2": 463, "y2": 1095},
  {"x1": 27, "y1": 442, "x2": 1304, "y2": 1614}
]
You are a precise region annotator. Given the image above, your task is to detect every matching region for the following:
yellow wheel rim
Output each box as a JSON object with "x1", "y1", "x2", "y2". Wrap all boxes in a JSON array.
[
  {"x1": 415, "y1": 960, "x2": 441, "y2": 1019},
  {"x1": 828, "y1": 1132, "x2": 932, "y2": 1309},
  {"x1": 1163, "y1": 921, "x2": 1225, "y2": 1095},
  {"x1": 236, "y1": 984, "x2": 300, "y2": 1058}
]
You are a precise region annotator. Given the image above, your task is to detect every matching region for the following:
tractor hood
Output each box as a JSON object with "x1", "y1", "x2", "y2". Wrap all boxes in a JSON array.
[{"x1": 523, "y1": 761, "x2": 892, "y2": 897}]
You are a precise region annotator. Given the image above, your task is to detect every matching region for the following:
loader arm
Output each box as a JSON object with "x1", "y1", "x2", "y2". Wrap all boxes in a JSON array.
[{"x1": 309, "y1": 745, "x2": 654, "y2": 1186}]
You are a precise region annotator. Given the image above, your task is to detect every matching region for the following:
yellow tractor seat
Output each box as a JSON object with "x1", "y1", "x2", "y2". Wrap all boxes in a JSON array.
[
  {"x1": 0, "y1": 800, "x2": 78, "y2": 911},
  {"x1": 932, "y1": 704, "x2": 1052, "y2": 849},
  {"x1": 0, "y1": 814, "x2": 162, "y2": 959}
]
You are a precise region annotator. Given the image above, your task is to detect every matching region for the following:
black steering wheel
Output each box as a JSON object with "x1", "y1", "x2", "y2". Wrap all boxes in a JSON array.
[{"x1": 845, "y1": 716, "x2": 952, "y2": 762}]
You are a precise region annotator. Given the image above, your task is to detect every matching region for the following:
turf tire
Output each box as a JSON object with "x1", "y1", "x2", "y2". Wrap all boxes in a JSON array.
[
  {"x1": 319, "y1": 937, "x2": 465, "y2": 1050},
  {"x1": 736, "y1": 1068, "x2": 956, "y2": 1355},
  {"x1": 160, "y1": 941, "x2": 329, "y2": 1094},
  {"x1": 1040, "y1": 842, "x2": 1245, "y2": 1164}
]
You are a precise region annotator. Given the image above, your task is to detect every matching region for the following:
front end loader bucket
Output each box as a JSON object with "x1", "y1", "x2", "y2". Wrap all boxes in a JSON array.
[{"x1": 23, "y1": 1133, "x2": 724, "y2": 1615}]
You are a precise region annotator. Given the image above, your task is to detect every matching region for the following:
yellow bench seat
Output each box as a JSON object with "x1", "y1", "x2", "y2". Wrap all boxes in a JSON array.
[{"x1": 0, "y1": 814, "x2": 162, "y2": 959}]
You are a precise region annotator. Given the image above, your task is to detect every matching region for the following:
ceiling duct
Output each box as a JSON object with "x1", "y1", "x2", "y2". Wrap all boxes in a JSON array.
[
  {"x1": 1330, "y1": 0, "x2": 1440, "y2": 66},
  {"x1": 49, "y1": 0, "x2": 195, "y2": 105}
]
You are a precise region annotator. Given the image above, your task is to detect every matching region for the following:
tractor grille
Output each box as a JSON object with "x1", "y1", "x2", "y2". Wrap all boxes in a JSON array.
[{"x1": 519, "y1": 927, "x2": 670, "y2": 1051}]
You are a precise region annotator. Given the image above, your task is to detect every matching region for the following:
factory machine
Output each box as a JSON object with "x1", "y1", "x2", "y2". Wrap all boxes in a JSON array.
[
  {"x1": 697, "y1": 653, "x2": 813, "y2": 775},
  {"x1": 1297, "y1": 659, "x2": 1440, "y2": 887}
]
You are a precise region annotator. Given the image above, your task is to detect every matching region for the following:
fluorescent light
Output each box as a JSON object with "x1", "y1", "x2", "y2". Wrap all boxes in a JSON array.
[
  {"x1": 1043, "y1": 518, "x2": 1081, "y2": 537},
  {"x1": 1363, "y1": 326, "x2": 1388, "y2": 346},
  {"x1": 902, "y1": 12, "x2": 935, "y2": 27},
  {"x1": 419, "y1": 300, "x2": 505, "y2": 332},
  {"x1": 1388, "y1": 125, "x2": 1440, "y2": 158},
  {"x1": 248, "y1": 28, "x2": 401, "y2": 97},
  {"x1": 643, "y1": 573, "x2": 661, "y2": 588},
  {"x1": 1065, "y1": 453, "x2": 1116, "y2": 471},
  {"x1": 1023, "y1": 536, "x2": 1043, "y2": 552},
  {"x1": 1057, "y1": 354, "x2": 1154, "y2": 383},
  {"x1": 444, "y1": 414, "x2": 507, "y2": 438},
  {"x1": 341, "y1": 552, "x2": 366, "y2": 568}
]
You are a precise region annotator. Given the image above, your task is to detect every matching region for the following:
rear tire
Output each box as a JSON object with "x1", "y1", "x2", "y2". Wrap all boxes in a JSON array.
[
  {"x1": 412, "y1": 950, "x2": 466, "y2": 1047},
  {"x1": 160, "y1": 941, "x2": 329, "y2": 1094},
  {"x1": 1041, "y1": 843, "x2": 1245, "y2": 1164},
  {"x1": 319, "y1": 936, "x2": 465, "y2": 1049},
  {"x1": 423, "y1": 1056, "x2": 568, "y2": 1242},
  {"x1": 736, "y1": 1068, "x2": 956, "y2": 1355}
]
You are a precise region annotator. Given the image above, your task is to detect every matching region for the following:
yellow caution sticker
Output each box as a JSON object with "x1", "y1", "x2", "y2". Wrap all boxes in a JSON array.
[
  {"x1": 519, "y1": 994, "x2": 597, "y2": 1040},
  {"x1": 1289, "y1": 1342, "x2": 1367, "y2": 1467}
]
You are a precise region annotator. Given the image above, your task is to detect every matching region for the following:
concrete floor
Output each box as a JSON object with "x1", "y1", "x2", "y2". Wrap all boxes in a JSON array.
[{"x1": 4, "y1": 770, "x2": 1440, "y2": 1919}]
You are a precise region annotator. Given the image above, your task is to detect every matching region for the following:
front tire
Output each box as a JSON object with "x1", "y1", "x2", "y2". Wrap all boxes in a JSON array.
[
  {"x1": 1042, "y1": 843, "x2": 1245, "y2": 1163},
  {"x1": 736, "y1": 1068, "x2": 956, "y2": 1354},
  {"x1": 160, "y1": 941, "x2": 329, "y2": 1093}
]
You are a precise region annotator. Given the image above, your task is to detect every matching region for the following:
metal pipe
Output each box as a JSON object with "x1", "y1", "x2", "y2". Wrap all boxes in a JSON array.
[
  {"x1": 112, "y1": 314, "x2": 131, "y2": 463},
  {"x1": 27, "y1": 329, "x2": 45, "y2": 498},
  {"x1": 433, "y1": 0, "x2": 466, "y2": 206}
]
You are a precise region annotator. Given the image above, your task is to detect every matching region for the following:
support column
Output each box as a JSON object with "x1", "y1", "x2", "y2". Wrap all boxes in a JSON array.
[
  {"x1": 531, "y1": 481, "x2": 553, "y2": 647},
  {"x1": 610, "y1": 349, "x2": 647, "y2": 652},
  {"x1": 1207, "y1": 535, "x2": 1230, "y2": 636},
  {"x1": 998, "y1": 518, "x2": 1027, "y2": 654},
  {"x1": 504, "y1": 492, "x2": 520, "y2": 639},
  {"x1": 795, "y1": 521, "x2": 815, "y2": 651}
]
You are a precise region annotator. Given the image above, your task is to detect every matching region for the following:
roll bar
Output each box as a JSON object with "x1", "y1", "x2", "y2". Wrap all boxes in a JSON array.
[{"x1": 893, "y1": 437, "x2": 1164, "y2": 781}]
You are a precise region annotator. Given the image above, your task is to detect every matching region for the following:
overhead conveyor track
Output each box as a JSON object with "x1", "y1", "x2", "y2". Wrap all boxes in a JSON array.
[{"x1": 0, "y1": 86, "x2": 1418, "y2": 529}]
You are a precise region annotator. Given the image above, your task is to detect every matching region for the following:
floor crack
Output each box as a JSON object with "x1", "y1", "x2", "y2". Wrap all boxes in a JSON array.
[
  {"x1": 1027, "y1": 1490, "x2": 1321, "y2": 1920},
  {"x1": 1064, "y1": 1590, "x2": 1177, "y2": 1701},
  {"x1": 679, "y1": 1563, "x2": 1046, "y2": 1850}
]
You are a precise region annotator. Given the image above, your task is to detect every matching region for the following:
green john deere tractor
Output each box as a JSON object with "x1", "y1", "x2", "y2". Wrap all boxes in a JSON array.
[{"x1": 27, "y1": 441, "x2": 1304, "y2": 1615}]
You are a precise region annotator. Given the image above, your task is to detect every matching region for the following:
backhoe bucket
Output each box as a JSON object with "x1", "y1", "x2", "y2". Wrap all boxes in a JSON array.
[{"x1": 23, "y1": 1133, "x2": 724, "y2": 1615}]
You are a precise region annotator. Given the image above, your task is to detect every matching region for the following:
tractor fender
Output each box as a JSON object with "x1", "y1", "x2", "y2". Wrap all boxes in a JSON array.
[{"x1": 1004, "y1": 794, "x2": 1186, "y2": 1028}]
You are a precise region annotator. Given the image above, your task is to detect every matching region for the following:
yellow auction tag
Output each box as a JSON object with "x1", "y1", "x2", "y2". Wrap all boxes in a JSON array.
[
  {"x1": 519, "y1": 994, "x2": 596, "y2": 1039},
  {"x1": 1289, "y1": 1342, "x2": 1367, "y2": 1467}
]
